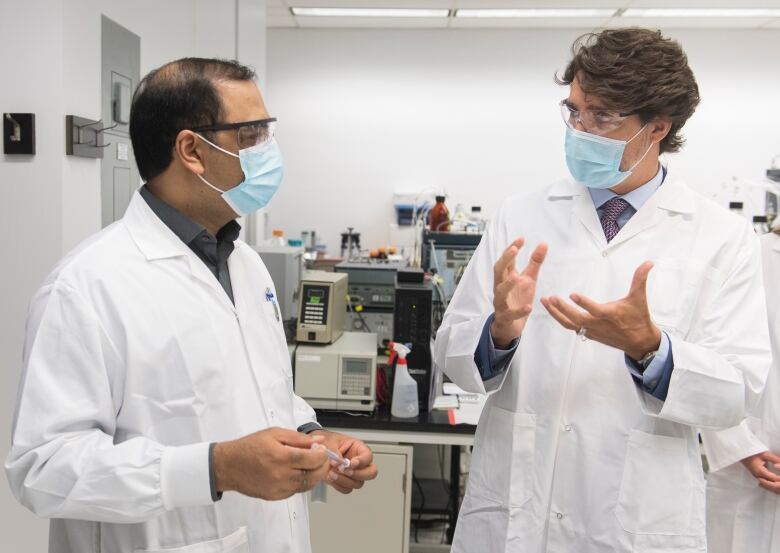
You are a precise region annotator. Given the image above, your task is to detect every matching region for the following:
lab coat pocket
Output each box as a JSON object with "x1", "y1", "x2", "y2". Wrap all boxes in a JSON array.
[
  {"x1": 646, "y1": 258, "x2": 708, "y2": 333},
  {"x1": 135, "y1": 526, "x2": 248, "y2": 553},
  {"x1": 468, "y1": 406, "x2": 535, "y2": 507},
  {"x1": 616, "y1": 430, "x2": 692, "y2": 535}
]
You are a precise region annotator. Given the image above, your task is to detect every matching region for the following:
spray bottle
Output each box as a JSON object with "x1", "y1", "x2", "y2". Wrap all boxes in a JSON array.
[{"x1": 389, "y1": 342, "x2": 419, "y2": 418}]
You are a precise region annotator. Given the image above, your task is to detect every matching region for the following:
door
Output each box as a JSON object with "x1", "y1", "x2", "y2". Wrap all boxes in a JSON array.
[
  {"x1": 309, "y1": 443, "x2": 413, "y2": 553},
  {"x1": 101, "y1": 15, "x2": 140, "y2": 227}
]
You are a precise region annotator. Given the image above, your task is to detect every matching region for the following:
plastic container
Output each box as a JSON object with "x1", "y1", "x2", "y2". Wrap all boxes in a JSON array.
[
  {"x1": 450, "y1": 204, "x2": 470, "y2": 232},
  {"x1": 389, "y1": 342, "x2": 419, "y2": 418},
  {"x1": 268, "y1": 229, "x2": 286, "y2": 246},
  {"x1": 470, "y1": 206, "x2": 485, "y2": 232},
  {"x1": 429, "y1": 196, "x2": 450, "y2": 232}
]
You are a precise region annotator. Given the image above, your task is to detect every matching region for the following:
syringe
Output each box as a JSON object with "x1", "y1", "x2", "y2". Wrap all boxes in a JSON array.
[{"x1": 311, "y1": 443, "x2": 351, "y2": 472}]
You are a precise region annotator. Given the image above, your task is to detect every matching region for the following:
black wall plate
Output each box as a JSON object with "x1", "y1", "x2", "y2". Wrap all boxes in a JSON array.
[{"x1": 3, "y1": 113, "x2": 35, "y2": 155}]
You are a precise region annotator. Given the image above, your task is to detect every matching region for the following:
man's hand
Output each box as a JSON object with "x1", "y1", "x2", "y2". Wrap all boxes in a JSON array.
[
  {"x1": 490, "y1": 238, "x2": 548, "y2": 348},
  {"x1": 213, "y1": 427, "x2": 330, "y2": 501},
  {"x1": 742, "y1": 451, "x2": 780, "y2": 494},
  {"x1": 540, "y1": 261, "x2": 661, "y2": 361},
  {"x1": 310, "y1": 430, "x2": 379, "y2": 494}
]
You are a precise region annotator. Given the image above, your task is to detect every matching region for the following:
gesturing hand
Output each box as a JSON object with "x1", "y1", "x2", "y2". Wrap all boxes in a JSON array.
[
  {"x1": 490, "y1": 238, "x2": 548, "y2": 348},
  {"x1": 540, "y1": 261, "x2": 662, "y2": 361}
]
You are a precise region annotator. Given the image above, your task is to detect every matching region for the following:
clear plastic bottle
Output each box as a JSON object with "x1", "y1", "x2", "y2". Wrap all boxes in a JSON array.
[
  {"x1": 429, "y1": 196, "x2": 450, "y2": 232},
  {"x1": 267, "y1": 229, "x2": 286, "y2": 246},
  {"x1": 469, "y1": 206, "x2": 484, "y2": 232},
  {"x1": 390, "y1": 342, "x2": 419, "y2": 418},
  {"x1": 450, "y1": 204, "x2": 469, "y2": 232}
]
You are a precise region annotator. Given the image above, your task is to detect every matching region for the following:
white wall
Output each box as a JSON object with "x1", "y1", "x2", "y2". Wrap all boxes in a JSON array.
[
  {"x1": 266, "y1": 28, "x2": 780, "y2": 254},
  {"x1": 0, "y1": 2, "x2": 67, "y2": 546},
  {"x1": 0, "y1": 0, "x2": 266, "y2": 548}
]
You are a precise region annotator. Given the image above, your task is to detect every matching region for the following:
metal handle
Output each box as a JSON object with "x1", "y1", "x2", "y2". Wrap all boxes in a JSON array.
[{"x1": 5, "y1": 114, "x2": 21, "y2": 142}]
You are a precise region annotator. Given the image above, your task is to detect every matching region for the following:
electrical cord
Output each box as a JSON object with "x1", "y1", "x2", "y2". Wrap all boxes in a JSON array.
[
  {"x1": 454, "y1": 264, "x2": 467, "y2": 287},
  {"x1": 346, "y1": 294, "x2": 373, "y2": 333},
  {"x1": 318, "y1": 409, "x2": 373, "y2": 417},
  {"x1": 412, "y1": 474, "x2": 425, "y2": 543},
  {"x1": 427, "y1": 274, "x2": 447, "y2": 332},
  {"x1": 428, "y1": 239, "x2": 443, "y2": 277}
]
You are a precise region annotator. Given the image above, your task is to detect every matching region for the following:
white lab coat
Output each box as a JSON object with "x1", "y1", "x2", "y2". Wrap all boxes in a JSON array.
[
  {"x1": 435, "y1": 171, "x2": 770, "y2": 553},
  {"x1": 700, "y1": 232, "x2": 780, "y2": 552},
  {"x1": 5, "y1": 192, "x2": 318, "y2": 553}
]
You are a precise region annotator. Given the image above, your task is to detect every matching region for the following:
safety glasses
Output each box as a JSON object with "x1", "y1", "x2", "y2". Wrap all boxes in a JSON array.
[
  {"x1": 559, "y1": 100, "x2": 634, "y2": 136},
  {"x1": 191, "y1": 117, "x2": 277, "y2": 149}
]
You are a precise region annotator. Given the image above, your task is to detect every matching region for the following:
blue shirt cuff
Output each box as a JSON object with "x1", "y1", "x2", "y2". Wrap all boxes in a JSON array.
[
  {"x1": 474, "y1": 314, "x2": 519, "y2": 381},
  {"x1": 625, "y1": 331, "x2": 674, "y2": 401}
]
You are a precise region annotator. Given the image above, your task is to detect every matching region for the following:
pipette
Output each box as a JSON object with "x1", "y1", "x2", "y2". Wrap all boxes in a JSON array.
[{"x1": 311, "y1": 443, "x2": 351, "y2": 472}]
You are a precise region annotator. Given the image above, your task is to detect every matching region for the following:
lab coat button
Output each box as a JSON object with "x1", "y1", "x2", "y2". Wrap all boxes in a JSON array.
[
  {"x1": 602, "y1": 251, "x2": 608, "y2": 257},
  {"x1": 293, "y1": 511, "x2": 297, "y2": 519},
  {"x1": 564, "y1": 424, "x2": 573, "y2": 432},
  {"x1": 556, "y1": 512, "x2": 564, "y2": 519}
]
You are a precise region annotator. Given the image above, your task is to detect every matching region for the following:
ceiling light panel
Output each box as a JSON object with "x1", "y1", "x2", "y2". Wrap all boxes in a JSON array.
[
  {"x1": 291, "y1": 7, "x2": 450, "y2": 17},
  {"x1": 455, "y1": 8, "x2": 617, "y2": 18},
  {"x1": 622, "y1": 8, "x2": 780, "y2": 17}
]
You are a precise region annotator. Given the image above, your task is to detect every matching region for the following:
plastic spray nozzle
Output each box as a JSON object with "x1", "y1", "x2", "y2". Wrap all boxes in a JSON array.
[{"x1": 389, "y1": 341, "x2": 412, "y2": 360}]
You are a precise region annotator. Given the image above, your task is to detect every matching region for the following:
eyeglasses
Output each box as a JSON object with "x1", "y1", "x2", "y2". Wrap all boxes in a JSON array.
[
  {"x1": 191, "y1": 117, "x2": 277, "y2": 149},
  {"x1": 559, "y1": 100, "x2": 633, "y2": 136}
]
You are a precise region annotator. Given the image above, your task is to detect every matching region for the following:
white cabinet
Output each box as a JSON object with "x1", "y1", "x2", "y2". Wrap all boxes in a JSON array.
[{"x1": 308, "y1": 443, "x2": 413, "y2": 553}]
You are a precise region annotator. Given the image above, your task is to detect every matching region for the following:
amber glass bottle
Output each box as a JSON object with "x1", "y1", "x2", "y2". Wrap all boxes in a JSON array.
[{"x1": 429, "y1": 195, "x2": 450, "y2": 232}]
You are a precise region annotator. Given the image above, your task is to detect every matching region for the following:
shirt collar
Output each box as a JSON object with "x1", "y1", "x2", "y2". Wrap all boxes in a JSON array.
[
  {"x1": 588, "y1": 164, "x2": 665, "y2": 212},
  {"x1": 140, "y1": 185, "x2": 206, "y2": 245}
]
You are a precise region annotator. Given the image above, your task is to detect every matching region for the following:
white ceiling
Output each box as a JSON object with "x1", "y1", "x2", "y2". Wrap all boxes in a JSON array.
[{"x1": 266, "y1": 0, "x2": 780, "y2": 29}]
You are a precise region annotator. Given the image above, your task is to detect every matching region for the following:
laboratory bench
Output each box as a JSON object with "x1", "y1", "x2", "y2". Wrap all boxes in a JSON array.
[
  {"x1": 316, "y1": 406, "x2": 475, "y2": 445},
  {"x1": 310, "y1": 407, "x2": 475, "y2": 553}
]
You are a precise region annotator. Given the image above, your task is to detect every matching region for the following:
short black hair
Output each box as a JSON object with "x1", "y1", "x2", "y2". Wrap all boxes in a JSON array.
[{"x1": 129, "y1": 57, "x2": 256, "y2": 182}]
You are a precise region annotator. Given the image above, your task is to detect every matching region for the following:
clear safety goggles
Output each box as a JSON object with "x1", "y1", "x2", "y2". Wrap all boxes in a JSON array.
[
  {"x1": 191, "y1": 117, "x2": 277, "y2": 150},
  {"x1": 559, "y1": 100, "x2": 634, "y2": 136}
]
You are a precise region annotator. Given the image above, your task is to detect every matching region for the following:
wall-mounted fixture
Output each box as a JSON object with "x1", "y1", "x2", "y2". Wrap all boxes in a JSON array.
[
  {"x1": 3, "y1": 113, "x2": 35, "y2": 155},
  {"x1": 65, "y1": 115, "x2": 116, "y2": 159},
  {"x1": 112, "y1": 80, "x2": 131, "y2": 125}
]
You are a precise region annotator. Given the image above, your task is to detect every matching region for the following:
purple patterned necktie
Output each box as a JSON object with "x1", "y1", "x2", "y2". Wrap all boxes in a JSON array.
[{"x1": 600, "y1": 197, "x2": 631, "y2": 243}]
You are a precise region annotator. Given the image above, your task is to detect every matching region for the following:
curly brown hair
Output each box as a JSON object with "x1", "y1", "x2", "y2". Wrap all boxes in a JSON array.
[{"x1": 555, "y1": 28, "x2": 700, "y2": 154}]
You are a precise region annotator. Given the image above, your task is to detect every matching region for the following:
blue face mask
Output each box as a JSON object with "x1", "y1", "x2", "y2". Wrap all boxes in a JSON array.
[
  {"x1": 196, "y1": 135, "x2": 284, "y2": 216},
  {"x1": 564, "y1": 125, "x2": 652, "y2": 189}
]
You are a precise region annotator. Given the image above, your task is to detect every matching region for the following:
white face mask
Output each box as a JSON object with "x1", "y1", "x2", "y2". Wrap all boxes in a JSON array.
[{"x1": 196, "y1": 134, "x2": 285, "y2": 216}]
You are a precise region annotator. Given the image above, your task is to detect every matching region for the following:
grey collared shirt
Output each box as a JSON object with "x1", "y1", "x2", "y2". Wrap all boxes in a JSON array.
[{"x1": 140, "y1": 185, "x2": 240, "y2": 303}]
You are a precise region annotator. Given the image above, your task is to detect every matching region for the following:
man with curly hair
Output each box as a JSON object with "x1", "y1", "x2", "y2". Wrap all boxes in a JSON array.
[{"x1": 436, "y1": 28, "x2": 770, "y2": 552}]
